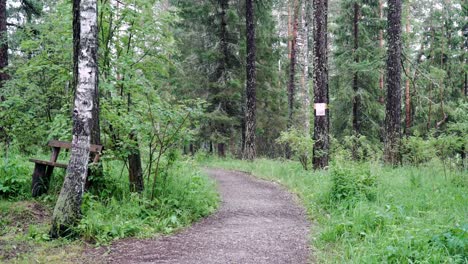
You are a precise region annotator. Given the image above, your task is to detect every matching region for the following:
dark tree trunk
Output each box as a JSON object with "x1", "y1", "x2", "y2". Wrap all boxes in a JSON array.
[
  {"x1": 383, "y1": 0, "x2": 402, "y2": 165},
  {"x1": 378, "y1": 0, "x2": 384, "y2": 104},
  {"x1": 217, "y1": 143, "x2": 226, "y2": 158},
  {"x1": 243, "y1": 0, "x2": 257, "y2": 160},
  {"x1": 128, "y1": 131, "x2": 144, "y2": 193},
  {"x1": 404, "y1": 5, "x2": 411, "y2": 137},
  {"x1": 50, "y1": 0, "x2": 98, "y2": 238},
  {"x1": 0, "y1": 0, "x2": 8, "y2": 89},
  {"x1": 312, "y1": 0, "x2": 330, "y2": 170}
]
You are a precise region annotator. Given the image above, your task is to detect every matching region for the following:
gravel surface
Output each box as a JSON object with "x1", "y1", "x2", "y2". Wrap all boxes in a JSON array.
[{"x1": 104, "y1": 168, "x2": 310, "y2": 264}]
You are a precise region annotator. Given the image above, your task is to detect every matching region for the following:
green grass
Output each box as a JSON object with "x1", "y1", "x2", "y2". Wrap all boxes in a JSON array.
[
  {"x1": 202, "y1": 157, "x2": 467, "y2": 263},
  {"x1": 0, "y1": 155, "x2": 219, "y2": 263}
]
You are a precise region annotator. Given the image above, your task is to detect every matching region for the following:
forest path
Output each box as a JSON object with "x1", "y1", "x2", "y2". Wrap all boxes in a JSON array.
[{"x1": 101, "y1": 168, "x2": 310, "y2": 264}]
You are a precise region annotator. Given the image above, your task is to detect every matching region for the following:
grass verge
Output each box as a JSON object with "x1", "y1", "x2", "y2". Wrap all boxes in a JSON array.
[{"x1": 202, "y1": 157, "x2": 467, "y2": 263}]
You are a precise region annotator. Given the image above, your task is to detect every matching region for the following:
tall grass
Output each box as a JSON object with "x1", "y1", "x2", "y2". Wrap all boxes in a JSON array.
[{"x1": 203, "y1": 157, "x2": 467, "y2": 263}]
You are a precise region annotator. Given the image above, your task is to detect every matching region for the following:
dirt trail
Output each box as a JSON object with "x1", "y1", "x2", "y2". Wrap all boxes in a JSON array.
[{"x1": 101, "y1": 168, "x2": 310, "y2": 264}]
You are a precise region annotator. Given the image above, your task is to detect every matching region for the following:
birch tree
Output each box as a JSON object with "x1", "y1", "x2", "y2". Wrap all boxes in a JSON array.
[{"x1": 50, "y1": 0, "x2": 98, "y2": 237}]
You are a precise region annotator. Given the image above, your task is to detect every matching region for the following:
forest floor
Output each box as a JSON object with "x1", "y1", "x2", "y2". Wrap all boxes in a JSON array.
[{"x1": 88, "y1": 168, "x2": 311, "y2": 264}]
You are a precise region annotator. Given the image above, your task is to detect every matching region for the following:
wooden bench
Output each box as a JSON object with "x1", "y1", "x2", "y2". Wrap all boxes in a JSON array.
[{"x1": 30, "y1": 140, "x2": 103, "y2": 197}]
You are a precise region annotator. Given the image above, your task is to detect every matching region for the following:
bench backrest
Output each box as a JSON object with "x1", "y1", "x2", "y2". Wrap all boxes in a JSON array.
[{"x1": 48, "y1": 140, "x2": 103, "y2": 164}]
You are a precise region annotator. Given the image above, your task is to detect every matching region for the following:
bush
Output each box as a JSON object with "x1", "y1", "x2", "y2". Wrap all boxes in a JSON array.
[
  {"x1": 327, "y1": 162, "x2": 377, "y2": 205},
  {"x1": 276, "y1": 128, "x2": 314, "y2": 170},
  {"x1": 0, "y1": 158, "x2": 31, "y2": 198}
]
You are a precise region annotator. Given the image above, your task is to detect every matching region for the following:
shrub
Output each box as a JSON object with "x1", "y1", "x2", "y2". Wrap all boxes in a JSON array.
[
  {"x1": 327, "y1": 162, "x2": 377, "y2": 205},
  {"x1": 0, "y1": 158, "x2": 30, "y2": 198},
  {"x1": 276, "y1": 128, "x2": 314, "y2": 170}
]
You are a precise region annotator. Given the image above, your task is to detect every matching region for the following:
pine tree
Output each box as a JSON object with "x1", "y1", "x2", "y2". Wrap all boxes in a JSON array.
[
  {"x1": 312, "y1": 0, "x2": 329, "y2": 169},
  {"x1": 243, "y1": 0, "x2": 257, "y2": 160},
  {"x1": 383, "y1": 0, "x2": 402, "y2": 165}
]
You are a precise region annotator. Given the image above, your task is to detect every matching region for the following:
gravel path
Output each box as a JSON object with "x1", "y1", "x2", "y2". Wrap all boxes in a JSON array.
[{"x1": 105, "y1": 168, "x2": 310, "y2": 264}]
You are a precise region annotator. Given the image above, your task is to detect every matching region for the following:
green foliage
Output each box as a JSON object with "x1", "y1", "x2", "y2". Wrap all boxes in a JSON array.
[
  {"x1": 77, "y1": 161, "x2": 218, "y2": 244},
  {"x1": 327, "y1": 162, "x2": 377, "y2": 205},
  {"x1": 276, "y1": 128, "x2": 314, "y2": 170},
  {"x1": 431, "y1": 224, "x2": 468, "y2": 259},
  {"x1": 0, "y1": 158, "x2": 31, "y2": 198}
]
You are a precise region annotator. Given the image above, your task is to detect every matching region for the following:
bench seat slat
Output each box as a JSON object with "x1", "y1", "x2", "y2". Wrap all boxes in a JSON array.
[
  {"x1": 48, "y1": 140, "x2": 103, "y2": 153},
  {"x1": 29, "y1": 159, "x2": 68, "y2": 169}
]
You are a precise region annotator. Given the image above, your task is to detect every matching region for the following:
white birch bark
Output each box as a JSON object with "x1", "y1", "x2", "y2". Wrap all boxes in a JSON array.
[{"x1": 50, "y1": 0, "x2": 98, "y2": 237}]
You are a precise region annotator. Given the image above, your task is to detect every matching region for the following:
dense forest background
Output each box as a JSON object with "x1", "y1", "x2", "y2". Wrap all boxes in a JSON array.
[
  {"x1": 0, "y1": 0, "x2": 466, "y2": 262},
  {"x1": 0, "y1": 0, "x2": 466, "y2": 165}
]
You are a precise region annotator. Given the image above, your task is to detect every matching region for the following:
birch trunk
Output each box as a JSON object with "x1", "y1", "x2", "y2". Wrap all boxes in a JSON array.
[
  {"x1": 50, "y1": 0, "x2": 98, "y2": 238},
  {"x1": 383, "y1": 0, "x2": 402, "y2": 165},
  {"x1": 243, "y1": 0, "x2": 256, "y2": 160},
  {"x1": 312, "y1": 0, "x2": 329, "y2": 169}
]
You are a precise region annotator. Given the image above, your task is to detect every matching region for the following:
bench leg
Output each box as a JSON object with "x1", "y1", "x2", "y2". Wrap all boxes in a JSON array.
[{"x1": 32, "y1": 164, "x2": 53, "y2": 197}]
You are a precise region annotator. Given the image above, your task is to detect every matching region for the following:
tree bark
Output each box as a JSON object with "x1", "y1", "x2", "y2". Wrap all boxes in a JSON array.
[
  {"x1": 74, "y1": 0, "x2": 101, "y2": 191},
  {"x1": 0, "y1": 0, "x2": 8, "y2": 90},
  {"x1": 383, "y1": 0, "x2": 402, "y2": 165},
  {"x1": 128, "y1": 131, "x2": 144, "y2": 193},
  {"x1": 404, "y1": 4, "x2": 411, "y2": 136},
  {"x1": 50, "y1": 0, "x2": 98, "y2": 238},
  {"x1": 378, "y1": 0, "x2": 384, "y2": 104},
  {"x1": 243, "y1": 0, "x2": 256, "y2": 161},
  {"x1": 298, "y1": 0, "x2": 311, "y2": 134},
  {"x1": 312, "y1": 0, "x2": 329, "y2": 169},
  {"x1": 286, "y1": 0, "x2": 299, "y2": 159}
]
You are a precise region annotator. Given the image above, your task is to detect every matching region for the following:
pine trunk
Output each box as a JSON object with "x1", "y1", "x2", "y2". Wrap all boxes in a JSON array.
[
  {"x1": 404, "y1": 3, "x2": 411, "y2": 136},
  {"x1": 312, "y1": 0, "x2": 329, "y2": 169},
  {"x1": 243, "y1": 0, "x2": 256, "y2": 160},
  {"x1": 298, "y1": 0, "x2": 311, "y2": 134},
  {"x1": 50, "y1": 0, "x2": 98, "y2": 238},
  {"x1": 383, "y1": 0, "x2": 402, "y2": 165},
  {"x1": 0, "y1": 0, "x2": 8, "y2": 90},
  {"x1": 286, "y1": 0, "x2": 299, "y2": 159},
  {"x1": 378, "y1": 0, "x2": 384, "y2": 104}
]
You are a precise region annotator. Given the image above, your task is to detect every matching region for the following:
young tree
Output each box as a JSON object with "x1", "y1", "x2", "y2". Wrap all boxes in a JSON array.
[
  {"x1": 312, "y1": 0, "x2": 329, "y2": 169},
  {"x1": 243, "y1": 0, "x2": 256, "y2": 160},
  {"x1": 383, "y1": 0, "x2": 402, "y2": 165},
  {"x1": 50, "y1": 0, "x2": 98, "y2": 237}
]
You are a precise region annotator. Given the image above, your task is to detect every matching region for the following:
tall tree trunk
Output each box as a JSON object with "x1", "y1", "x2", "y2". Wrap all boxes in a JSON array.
[
  {"x1": 74, "y1": 0, "x2": 101, "y2": 190},
  {"x1": 0, "y1": 0, "x2": 8, "y2": 96},
  {"x1": 286, "y1": 0, "x2": 299, "y2": 159},
  {"x1": 383, "y1": 0, "x2": 402, "y2": 165},
  {"x1": 404, "y1": 3, "x2": 411, "y2": 136},
  {"x1": 299, "y1": 0, "x2": 311, "y2": 134},
  {"x1": 243, "y1": 0, "x2": 256, "y2": 160},
  {"x1": 378, "y1": 0, "x2": 384, "y2": 104},
  {"x1": 217, "y1": 0, "x2": 229, "y2": 157},
  {"x1": 312, "y1": 0, "x2": 329, "y2": 169},
  {"x1": 50, "y1": 0, "x2": 98, "y2": 238}
]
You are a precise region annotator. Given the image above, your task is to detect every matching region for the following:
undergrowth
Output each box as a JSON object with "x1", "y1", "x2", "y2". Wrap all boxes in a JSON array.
[
  {"x1": 0, "y1": 154, "x2": 218, "y2": 261},
  {"x1": 203, "y1": 157, "x2": 467, "y2": 263}
]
